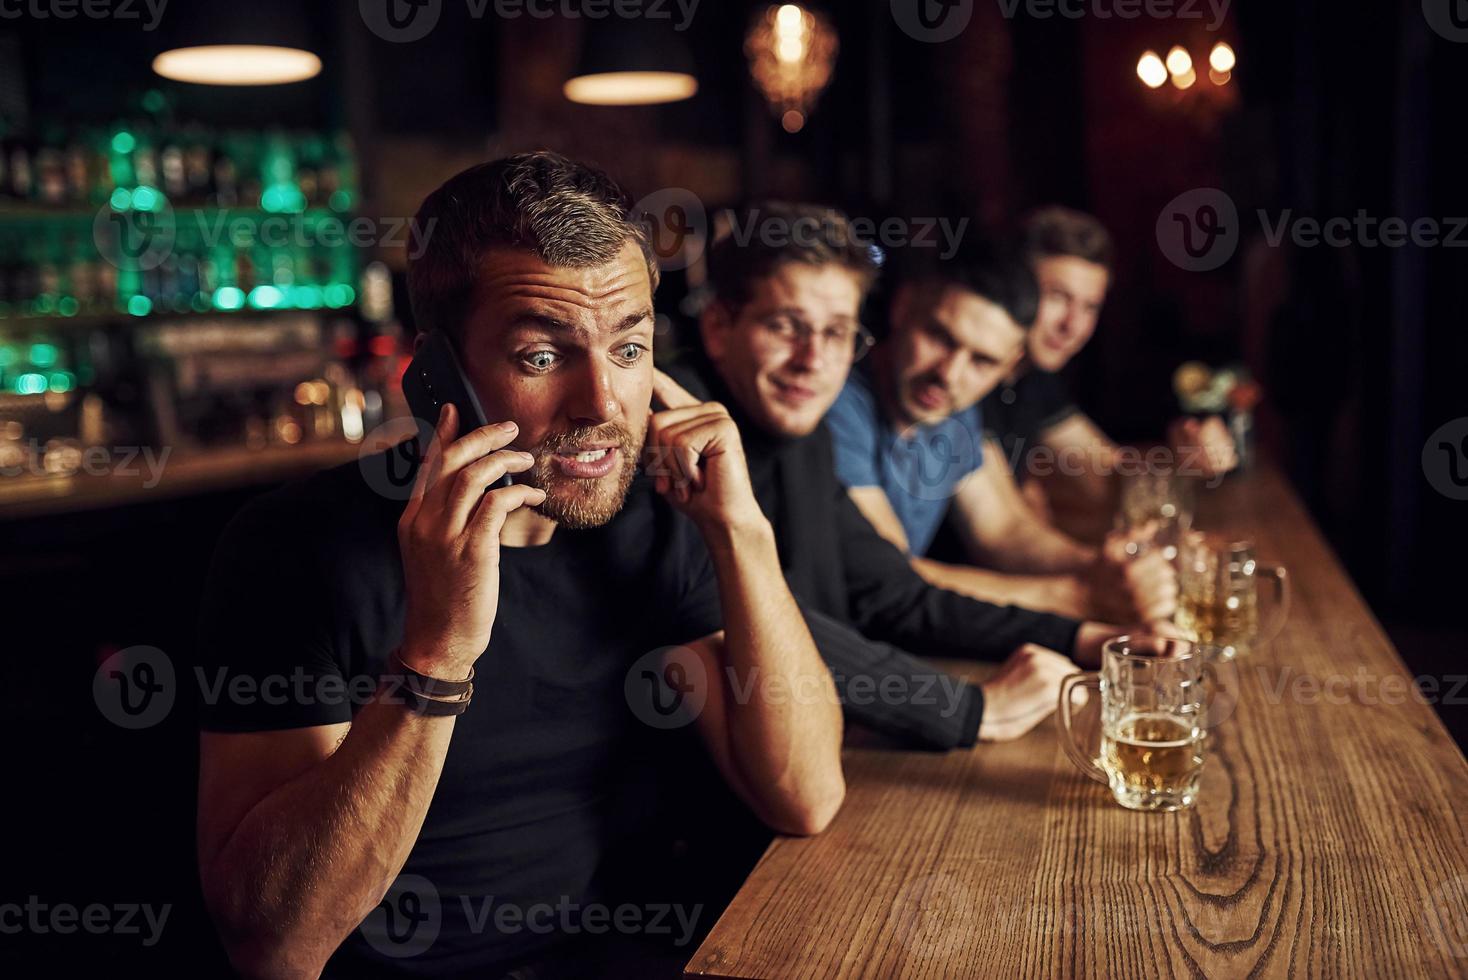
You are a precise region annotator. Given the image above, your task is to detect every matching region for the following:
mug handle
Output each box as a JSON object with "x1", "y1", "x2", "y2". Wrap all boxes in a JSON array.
[
  {"x1": 1058, "y1": 673, "x2": 1107, "y2": 785},
  {"x1": 1256, "y1": 564, "x2": 1291, "y2": 647}
]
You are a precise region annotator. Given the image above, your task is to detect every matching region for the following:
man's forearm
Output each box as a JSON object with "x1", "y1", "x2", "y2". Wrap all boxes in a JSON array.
[
  {"x1": 801, "y1": 604, "x2": 984, "y2": 750},
  {"x1": 973, "y1": 516, "x2": 1097, "y2": 576},
  {"x1": 911, "y1": 557, "x2": 1090, "y2": 617},
  {"x1": 702, "y1": 517, "x2": 845, "y2": 834},
  {"x1": 203, "y1": 686, "x2": 454, "y2": 976},
  {"x1": 959, "y1": 444, "x2": 1098, "y2": 576},
  {"x1": 837, "y1": 489, "x2": 1081, "y2": 660}
]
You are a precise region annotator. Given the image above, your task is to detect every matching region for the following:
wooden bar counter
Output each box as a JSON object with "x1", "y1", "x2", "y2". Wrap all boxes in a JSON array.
[{"x1": 686, "y1": 466, "x2": 1468, "y2": 978}]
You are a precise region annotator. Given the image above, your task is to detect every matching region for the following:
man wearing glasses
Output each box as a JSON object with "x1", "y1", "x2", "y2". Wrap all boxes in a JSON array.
[{"x1": 667, "y1": 203, "x2": 1138, "y2": 749}]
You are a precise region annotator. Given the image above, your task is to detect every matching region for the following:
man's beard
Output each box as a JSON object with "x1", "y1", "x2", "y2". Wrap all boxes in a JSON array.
[{"x1": 521, "y1": 421, "x2": 643, "y2": 530}]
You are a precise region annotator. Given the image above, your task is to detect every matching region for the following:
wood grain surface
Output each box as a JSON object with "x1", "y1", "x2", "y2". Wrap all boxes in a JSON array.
[{"x1": 686, "y1": 466, "x2": 1468, "y2": 978}]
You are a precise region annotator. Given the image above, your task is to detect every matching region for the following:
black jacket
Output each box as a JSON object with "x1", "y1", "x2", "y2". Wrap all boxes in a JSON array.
[{"x1": 667, "y1": 354, "x2": 1082, "y2": 749}]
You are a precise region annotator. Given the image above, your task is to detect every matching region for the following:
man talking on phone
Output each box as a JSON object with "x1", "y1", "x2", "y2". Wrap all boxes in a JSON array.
[{"x1": 193, "y1": 152, "x2": 844, "y2": 977}]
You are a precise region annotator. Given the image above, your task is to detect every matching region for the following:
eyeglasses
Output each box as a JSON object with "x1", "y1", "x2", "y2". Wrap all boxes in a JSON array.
[{"x1": 754, "y1": 313, "x2": 876, "y2": 362}]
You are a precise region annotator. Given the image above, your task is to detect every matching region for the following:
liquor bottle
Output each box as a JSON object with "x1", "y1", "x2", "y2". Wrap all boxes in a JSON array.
[
  {"x1": 65, "y1": 140, "x2": 91, "y2": 206},
  {"x1": 158, "y1": 254, "x2": 183, "y2": 312},
  {"x1": 108, "y1": 130, "x2": 136, "y2": 196},
  {"x1": 319, "y1": 140, "x2": 340, "y2": 208},
  {"x1": 185, "y1": 140, "x2": 213, "y2": 205},
  {"x1": 133, "y1": 132, "x2": 159, "y2": 191},
  {"x1": 297, "y1": 135, "x2": 322, "y2": 207},
  {"x1": 36, "y1": 146, "x2": 66, "y2": 205},
  {"x1": 96, "y1": 254, "x2": 118, "y2": 312},
  {"x1": 177, "y1": 249, "x2": 201, "y2": 308},
  {"x1": 36, "y1": 232, "x2": 61, "y2": 312},
  {"x1": 234, "y1": 244, "x2": 256, "y2": 295},
  {"x1": 161, "y1": 143, "x2": 187, "y2": 200},
  {"x1": 9, "y1": 141, "x2": 33, "y2": 201},
  {"x1": 66, "y1": 234, "x2": 96, "y2": 312},
  {"x1": 212, "y1": 142, "x2": 239, "y2": 207},
  {"x1": 260, "y1": 133, "x2": 300, "y2": 213},
  {"x1": 90, "y1": 133, "x2": 114, "y2": 207},
  {"x1": 337, "y1": 132, "x2": 359, "y2": 197},
  {"x1": 271, "y1": 248, "x2": 293, "y2": 291},
  {"x1": 199, "y1": 249, "x2": 220, "y2": 299}
]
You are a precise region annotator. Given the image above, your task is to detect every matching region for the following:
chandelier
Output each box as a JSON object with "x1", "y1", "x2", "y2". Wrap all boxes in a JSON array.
[{"x1": 744, "y1": 4, "x2": 838, "y2": 133}]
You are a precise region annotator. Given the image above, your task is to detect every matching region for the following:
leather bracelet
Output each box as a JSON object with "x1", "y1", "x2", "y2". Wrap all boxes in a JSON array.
[
  {"x1": 403, "y1": 683, "x2": 472, "y2": 717},
  {"x1": 382, "y1": 673, "x2": 473, "y2": 716},
  {"x1": 388, "y1": 648, "x2": 474, "y2": 699}
]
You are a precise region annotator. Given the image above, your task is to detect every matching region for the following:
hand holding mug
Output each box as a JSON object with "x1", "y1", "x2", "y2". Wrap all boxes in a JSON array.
[{"x1": 1168, "y1": 415, "x2": 1238, "y2": 479}]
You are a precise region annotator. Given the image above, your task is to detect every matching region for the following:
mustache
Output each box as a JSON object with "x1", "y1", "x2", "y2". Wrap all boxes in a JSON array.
[{"x1": 532, "y1": 422, "x2": 642, "y2": 458}]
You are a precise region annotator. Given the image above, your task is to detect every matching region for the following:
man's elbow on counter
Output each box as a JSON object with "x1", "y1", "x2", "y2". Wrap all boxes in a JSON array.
[{"x1": 769, "y1": 777, "x2": 846, "y2": 837}]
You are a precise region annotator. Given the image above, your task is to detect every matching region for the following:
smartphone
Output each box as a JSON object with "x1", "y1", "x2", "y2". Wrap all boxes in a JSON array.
[{"x1": 401, "y1": 329, "x2": 513, "y2": 488}]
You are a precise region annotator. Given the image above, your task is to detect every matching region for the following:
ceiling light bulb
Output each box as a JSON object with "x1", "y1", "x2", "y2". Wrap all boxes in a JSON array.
[
  {"x1": 1165, "y1": 46, "x2": 1193, "y2": 77},
  {"x1": 1137, "y1": 51, "x2": 1168, "y2": 89}
]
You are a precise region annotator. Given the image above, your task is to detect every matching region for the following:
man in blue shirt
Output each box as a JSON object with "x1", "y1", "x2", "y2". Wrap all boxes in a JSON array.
[
  {"x1": 827, "y1": 358, "x2": 986, "y2": 558},
  {"x1": 827, "y1": 243, "x2": 1177, "y2": 623}
]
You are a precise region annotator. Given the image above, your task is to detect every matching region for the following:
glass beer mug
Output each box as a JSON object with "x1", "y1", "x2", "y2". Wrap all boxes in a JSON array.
[
  {"x1": 1059, "y1": 635, "x2": 1213, "y2": 811},
  {"x1": 1116, "y1": 470, "x2": 1195, "y2": 562},
  {"x1": 1175, "y1": 531, "x2": 1290, "y2": 658}
]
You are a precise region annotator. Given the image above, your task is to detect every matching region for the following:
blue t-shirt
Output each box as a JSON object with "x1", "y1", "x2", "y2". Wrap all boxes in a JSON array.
[{"x1": 825, "y1": 365, "x2": 985, "y2": 557}]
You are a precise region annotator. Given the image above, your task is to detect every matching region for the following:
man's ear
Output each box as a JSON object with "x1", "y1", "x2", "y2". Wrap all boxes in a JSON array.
[
  {"x1": 412, "y1": 330, "x2": 428, "y2": 355},
  {"x1": 699, "y1": 301, "x2": 734, "y2": 362}
]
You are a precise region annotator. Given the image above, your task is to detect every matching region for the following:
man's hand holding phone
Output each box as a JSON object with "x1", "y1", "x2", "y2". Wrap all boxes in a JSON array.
[{"x1": 397, "y1": 402, "x2": 546, "y2": 678}]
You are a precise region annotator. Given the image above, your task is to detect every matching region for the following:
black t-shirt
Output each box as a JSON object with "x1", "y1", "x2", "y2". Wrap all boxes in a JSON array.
[
  {"x1": 195, "y1": 446, "x2": 724, "y2": 975},
  {"x1": 667, "y1": 354, "x2": 1080, "y2": 671},
  {"x1": 980, "y1": 367, "x2": 1078, "y2": 480}
]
